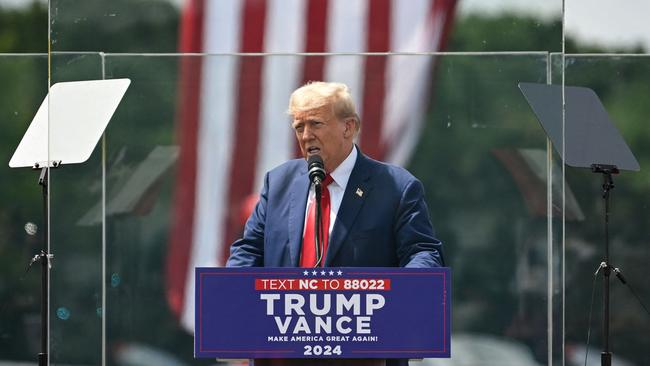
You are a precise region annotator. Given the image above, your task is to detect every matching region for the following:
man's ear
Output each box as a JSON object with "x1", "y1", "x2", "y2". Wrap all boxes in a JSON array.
[{"x1": 343, "y1": 118, "x2": 355, "y2": 138}]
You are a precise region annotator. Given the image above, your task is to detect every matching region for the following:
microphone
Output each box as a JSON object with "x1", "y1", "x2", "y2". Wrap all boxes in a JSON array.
[
  {"x1": 307, "y1": 155, "x2": 326, "y2": 268},
  {"x1": 307, "y1": 155, "x2": 326, "y2": 185}
]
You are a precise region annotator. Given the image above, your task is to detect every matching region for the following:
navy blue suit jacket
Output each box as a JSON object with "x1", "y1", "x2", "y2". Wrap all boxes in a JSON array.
[{"x1": 227, "y1": 150, "x2": 443, "y2": 268}]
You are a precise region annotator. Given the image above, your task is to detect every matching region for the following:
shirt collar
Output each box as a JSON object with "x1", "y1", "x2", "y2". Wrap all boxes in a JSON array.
[{"x1": 329, "y1": 145, "x2": 357, "y2": 189}]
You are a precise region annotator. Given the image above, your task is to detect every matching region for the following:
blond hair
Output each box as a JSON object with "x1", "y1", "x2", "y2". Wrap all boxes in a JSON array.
[{"x1": 288, "y1": 81, "x2": 360, "y2": 131}]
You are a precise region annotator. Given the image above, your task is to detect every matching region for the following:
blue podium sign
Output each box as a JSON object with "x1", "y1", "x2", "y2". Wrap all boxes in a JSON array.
[{"x1": 195, "y1": 267, "x2": 450, "y2": 359}]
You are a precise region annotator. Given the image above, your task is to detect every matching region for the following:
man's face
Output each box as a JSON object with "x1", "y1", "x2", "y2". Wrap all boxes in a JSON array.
[{"x1": 292, "y1": 105, "x2": 354, "y2": 173}]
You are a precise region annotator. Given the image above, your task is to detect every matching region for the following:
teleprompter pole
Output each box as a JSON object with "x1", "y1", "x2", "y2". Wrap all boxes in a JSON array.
[
  {"x1": 591, "y1": 164, "x2": 617, "y2": 366},
  {"x1": 35, "y1": 163, "x2": 58, "y2": 366}
]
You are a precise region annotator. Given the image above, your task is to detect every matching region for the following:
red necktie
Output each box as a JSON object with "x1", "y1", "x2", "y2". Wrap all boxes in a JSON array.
[{"x1": 300, "y1": 175, "x2": 333, "y2": 267}]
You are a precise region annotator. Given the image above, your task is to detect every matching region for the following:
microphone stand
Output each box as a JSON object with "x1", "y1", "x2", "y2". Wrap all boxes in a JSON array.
[{"x1": 314, "y1": 181, "x2": 323, "y2": 267}]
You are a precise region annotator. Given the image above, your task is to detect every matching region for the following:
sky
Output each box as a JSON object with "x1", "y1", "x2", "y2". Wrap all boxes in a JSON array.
[{"x1": 2, "y1": 0, "x2": 649, "y2": 52}]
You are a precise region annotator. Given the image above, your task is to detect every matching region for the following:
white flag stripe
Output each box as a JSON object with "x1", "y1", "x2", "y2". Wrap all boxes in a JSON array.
[
  {"x1": 383, "y1": 0, "x2": 433, "y2": 162},
  {"x1": 264, "y1": 0, "x2": 305, "y2": 53},
  {"x1": 255, "y1": 0, "x2": 306, "y2": 192},
  {"x1": 384, "y1": 0, "x2": 433, "y2": 149},
  {"x1": 326, "y1": 0, "x2": 368, "y2": 53},
  {"x1": 391, "y1": 0, "x2": 432, "y2": 52},
  {"x1": 203, "y1": 0, "x2": 242, "y2": 53},
  {"x1": 384, "y1": 7, "x2": 447, "y2": 165},
  {"x1": 384, "y1": 54, "x2": 432, "y2": 166},
  {"x1": 257, "y1": 57, "x2": 302, "y2": 192},
  {"x1": 183, "y1": 0, "x2": 243, "y2": 330},
  {"x1": 324, "y1": 0, "x2": 368, "y2": 123}
]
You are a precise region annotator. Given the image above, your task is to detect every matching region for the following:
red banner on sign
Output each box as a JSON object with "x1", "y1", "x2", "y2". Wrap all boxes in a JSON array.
[{"x1": 255, "y1": 278, "x2": 392, "y2": 291}]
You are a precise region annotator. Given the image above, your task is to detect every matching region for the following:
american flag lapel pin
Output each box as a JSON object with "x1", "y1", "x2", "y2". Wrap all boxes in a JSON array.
[{"x1": 355, "y1": 188, "x2": 364, "y2": 197}]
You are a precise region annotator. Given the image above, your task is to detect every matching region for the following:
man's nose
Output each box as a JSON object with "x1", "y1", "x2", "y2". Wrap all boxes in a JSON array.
[{"x1": 300, "y1": 126, "x2": 314, "y2": 140}]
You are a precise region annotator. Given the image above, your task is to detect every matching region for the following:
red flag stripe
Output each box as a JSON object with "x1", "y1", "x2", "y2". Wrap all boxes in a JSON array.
[
  {"x1": 360, "y1": 0, "x2": 390, "y2": 160},
  {"x1": 166, "y1": 0, "x2": 204, "y2": 319},
  {"x1": 301, "y1": 0, "x2": 329, "y2": 80},
  {"x1": 436, "y1": 0, "x2": 459, "y2": 52},
  {"x1": 222, "y1": 0, "x2": 268, "y2": 261}
]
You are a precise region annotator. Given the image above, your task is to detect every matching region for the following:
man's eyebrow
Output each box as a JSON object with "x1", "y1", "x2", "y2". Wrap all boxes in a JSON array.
[{"x1": 294, "y1": 116, "x2": 325, "y2": 124}]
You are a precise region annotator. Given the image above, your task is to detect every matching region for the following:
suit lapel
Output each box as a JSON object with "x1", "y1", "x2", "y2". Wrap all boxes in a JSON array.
[
  {"x1": 325, "y1": 153, "x2": 374, "y2": 266},
  {"x1": 288, "y1": 168, "x2": 309, "y2": 266}
]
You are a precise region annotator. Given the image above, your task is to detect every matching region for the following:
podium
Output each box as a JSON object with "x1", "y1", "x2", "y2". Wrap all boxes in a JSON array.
[{"x1": 194, "y1": 267, "x2": 451, "y2": 364}]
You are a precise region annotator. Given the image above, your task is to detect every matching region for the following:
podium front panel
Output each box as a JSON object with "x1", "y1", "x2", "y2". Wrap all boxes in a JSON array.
[{"x1": 195, "y1": 267, "x2": 451, "y2": 359}]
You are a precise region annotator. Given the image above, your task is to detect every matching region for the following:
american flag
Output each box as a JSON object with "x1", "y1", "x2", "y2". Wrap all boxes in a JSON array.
[{"x1": 166, "y1": 0, "x2": 457, "y2": 331}]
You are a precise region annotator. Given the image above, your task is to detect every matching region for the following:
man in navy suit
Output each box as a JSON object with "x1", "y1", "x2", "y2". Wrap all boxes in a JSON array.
[{"x1": 227, "y1": 81, "x2": 443, "y2": 268}]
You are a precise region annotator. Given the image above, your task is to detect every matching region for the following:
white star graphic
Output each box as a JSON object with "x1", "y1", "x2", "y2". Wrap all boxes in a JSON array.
[
  {"x1": 303, "y1": 270, "x2": 309, "y2": 276},
  {"x1": 337, "y1": 270, "x2": 343, "y2": 276},
  {"x1": 312, "y1": 270, "x2": 318, "y2": 276},
  {"x1": 328, "y1": 270, "x2": 334, "y2": 276},
  {"x1": 320, "y1": 270, "x2": 326, "y2": 276}
]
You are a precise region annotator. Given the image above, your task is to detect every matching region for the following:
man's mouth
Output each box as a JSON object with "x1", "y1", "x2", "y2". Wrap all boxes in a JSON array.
[{"x1": 307, "y1": 146, "x2": 321, "y2": 155}]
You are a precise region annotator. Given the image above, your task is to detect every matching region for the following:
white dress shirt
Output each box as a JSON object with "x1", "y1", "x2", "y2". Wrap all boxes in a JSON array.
[{"x1": 303, "y1": 146, "x2": 358, "y2": 236}]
